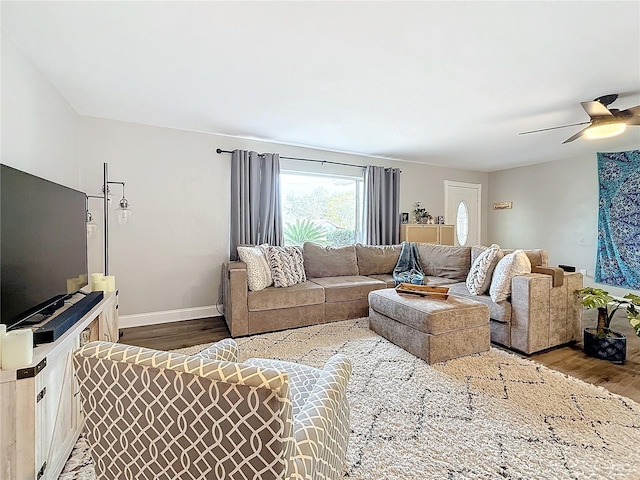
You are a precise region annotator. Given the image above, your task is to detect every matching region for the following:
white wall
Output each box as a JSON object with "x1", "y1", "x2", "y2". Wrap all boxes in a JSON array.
[
  {"x1": 79, "y1": 117, "x2": 488, "y2": 321},
  {"x1": 1, "y1": 30, "x2": 79, "y2": 187},
  {"x1": 488, "y1": 149, "x2": 639, "y2": 297}
]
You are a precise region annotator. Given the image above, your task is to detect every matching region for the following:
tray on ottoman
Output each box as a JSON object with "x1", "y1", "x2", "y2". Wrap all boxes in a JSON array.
[{"x1": 368, "y1": 288, "x2": 490, "y2": 364}]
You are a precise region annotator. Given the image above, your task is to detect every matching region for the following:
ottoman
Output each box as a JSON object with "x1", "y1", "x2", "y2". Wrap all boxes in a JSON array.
[{"x1": 368, "y1": 288, "x2": 490, "y2": 364}]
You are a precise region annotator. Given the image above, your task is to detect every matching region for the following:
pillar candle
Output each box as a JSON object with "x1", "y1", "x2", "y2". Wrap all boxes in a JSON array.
[
  {"x1": 93, "y1": 279, "x2": 107, "y2": 292},
  {"x1": 104, "y1": 275, "x2": 116, "y2": 292},
  {"x1": 91, "y1": 272, "x2": 104, "y2": 290},
  {"x1": 0, "y1": 324, "x2": 6, "y2": 369},
  {"x1": 2, "y1": 329, "x2": 33, "y2": 370}
]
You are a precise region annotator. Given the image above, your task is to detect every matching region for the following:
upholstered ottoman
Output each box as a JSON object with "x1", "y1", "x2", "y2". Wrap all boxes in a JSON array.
[{"x1": 368, "y1": 288, "x2": 490, "y2": 364}]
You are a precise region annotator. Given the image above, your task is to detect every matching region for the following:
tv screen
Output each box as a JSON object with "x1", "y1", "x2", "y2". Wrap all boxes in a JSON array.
[{"x1": 1, "y1": 165, "x2": 88, "y2": 329}]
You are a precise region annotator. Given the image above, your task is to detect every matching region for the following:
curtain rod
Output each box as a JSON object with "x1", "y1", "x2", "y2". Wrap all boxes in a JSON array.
[{"x1": 216, "y1": 148, "x2": 398, "y2": 171}]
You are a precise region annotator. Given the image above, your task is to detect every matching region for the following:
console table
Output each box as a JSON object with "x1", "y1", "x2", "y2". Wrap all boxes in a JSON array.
[
  {"x1": 400, "y1": 224, "x2": 455, "y2": 245},
  {"x1": 0, "y1": 291, "x2": 119, "y2": 480}
]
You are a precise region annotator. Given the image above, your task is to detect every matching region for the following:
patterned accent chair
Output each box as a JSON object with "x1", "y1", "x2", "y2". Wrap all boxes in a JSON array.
[{"x1": 73, "y1": 339, "x2": 351, "y2": 480}]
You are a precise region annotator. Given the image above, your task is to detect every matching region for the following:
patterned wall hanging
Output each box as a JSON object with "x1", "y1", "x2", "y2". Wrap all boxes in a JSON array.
[{"x1": 595, "y1": 149, "x2": 640, "y2": 289}]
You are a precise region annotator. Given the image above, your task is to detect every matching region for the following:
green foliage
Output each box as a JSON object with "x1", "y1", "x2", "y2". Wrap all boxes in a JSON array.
[
  {"x1": 327, "y1": 229, "x2": 356, "y2": 247},
  {"x1": 414, "y1": 201, "x2": 428, "y2": 222},
  {"x1": 284, "y1": 219, "x2": 326, "y2": 246},
  {"x1": 326, "y1": 192, "x2": 356, "y2": 227},
  {"x1": 576, "y1": 287, "x2": 640, "y2": 338}
]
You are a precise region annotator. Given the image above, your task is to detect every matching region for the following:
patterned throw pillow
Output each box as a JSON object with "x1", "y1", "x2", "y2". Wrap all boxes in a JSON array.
[
  {"x1": 466, "y1": 244, "x2": 503, "y2": 295},
  {"x1": 489, "y1": 249, "x2": 532, "y2": 303},
  {"x1": 237, "y1": 245, "x2": 273, "y2": 292},
  {"x1": 267, "y1": 246, "x2": 307, "y2": 288}
]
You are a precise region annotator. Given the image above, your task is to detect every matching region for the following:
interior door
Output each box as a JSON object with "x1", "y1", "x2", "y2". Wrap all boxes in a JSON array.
[{"x1": 444, "y1": 181, "x2": 481, "y2": 247}]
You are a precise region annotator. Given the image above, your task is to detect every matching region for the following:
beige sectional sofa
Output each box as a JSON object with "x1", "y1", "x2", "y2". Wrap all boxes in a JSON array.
[{"x1": 223, "y1": 242, "x2": 583, "y2": 354}]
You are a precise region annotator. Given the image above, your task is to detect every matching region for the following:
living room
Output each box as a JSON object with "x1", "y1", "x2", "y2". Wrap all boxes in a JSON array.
[{"x1": 1, "y1": 2, "x2": 639, "y2": 479}]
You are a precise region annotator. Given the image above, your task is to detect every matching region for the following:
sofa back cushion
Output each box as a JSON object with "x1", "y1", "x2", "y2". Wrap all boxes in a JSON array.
[
  {"x1": 501, "y1": 248, "x2": 547, "y2": 267},
  {"x1": 303, "y1": 243, "x2": 359, "y2": 277},
  {"x1": 355, "y1": 244, "x2": 402, "y2": 276},
  {"x1": 417, "y1": 244, "x2": 471, "y2": 281}
]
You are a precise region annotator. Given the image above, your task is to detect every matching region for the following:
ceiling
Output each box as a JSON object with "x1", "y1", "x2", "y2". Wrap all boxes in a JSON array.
[{"x1": 2, "y1": 1, "x2": 639, "y2": 172}]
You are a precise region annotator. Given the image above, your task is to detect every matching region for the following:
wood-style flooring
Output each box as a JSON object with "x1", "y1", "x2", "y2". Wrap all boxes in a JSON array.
[{"x1": 120, "y1": 312, "x2": 640, "y2": 403}]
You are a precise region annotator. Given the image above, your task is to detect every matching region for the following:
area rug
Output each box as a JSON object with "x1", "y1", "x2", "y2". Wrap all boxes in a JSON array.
[{"x1": 61, "y1": 318, "x2": 640, "y2": 480}]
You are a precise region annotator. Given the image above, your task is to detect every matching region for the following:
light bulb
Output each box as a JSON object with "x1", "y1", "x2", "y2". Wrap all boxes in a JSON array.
[
  {"x1": 584, "y1": 122, "x2": 627, "y2": 140},
  {"x1": 115, "y1": 197, "x2": 132, "y2": 225}
]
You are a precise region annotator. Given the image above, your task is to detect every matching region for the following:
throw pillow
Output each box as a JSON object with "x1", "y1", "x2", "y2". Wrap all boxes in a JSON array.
[
  {"x1": 267, "y1": 245, "x2": 307, "y2": 288},
  {"x1": 237, "y1": 244, "x2": 273, "y2": 292},
  {"x1": 489, "y1": 249, "x2": 532, "y2": 303},
  {"x1": 466, "y1": 244, "x2": 503, "y2": 295}
]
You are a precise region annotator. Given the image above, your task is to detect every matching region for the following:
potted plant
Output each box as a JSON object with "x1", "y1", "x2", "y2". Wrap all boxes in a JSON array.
[
  {"x1": 576, "y1": 287, "x2": 640, "y2": 363},
  {"x1": 413, "y1": 202, "x2": 429, "y2": 224}
]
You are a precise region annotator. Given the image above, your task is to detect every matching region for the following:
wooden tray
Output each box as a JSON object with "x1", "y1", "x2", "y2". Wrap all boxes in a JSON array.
[{"x1": 395, "y1": 283, "x2": 450, "y2": 300}]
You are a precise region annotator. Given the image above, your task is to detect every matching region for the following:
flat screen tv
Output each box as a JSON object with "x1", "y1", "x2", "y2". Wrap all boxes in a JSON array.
[{"x1": 1, "y1": 164, "x2": 88, "y2": 329}]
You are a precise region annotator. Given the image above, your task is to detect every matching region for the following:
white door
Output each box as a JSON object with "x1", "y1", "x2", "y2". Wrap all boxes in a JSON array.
[{"x1": 444, "y1": 181, "x2": 481, "y2": 247}]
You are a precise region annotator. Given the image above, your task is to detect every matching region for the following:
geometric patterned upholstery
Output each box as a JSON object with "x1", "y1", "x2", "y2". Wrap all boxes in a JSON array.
[
  {"x1": 73, "y1": 340, "x2": 351, "y2": 480},
  {"x1": 196, "y1": 337, "x2": 239, "y2": 362}
]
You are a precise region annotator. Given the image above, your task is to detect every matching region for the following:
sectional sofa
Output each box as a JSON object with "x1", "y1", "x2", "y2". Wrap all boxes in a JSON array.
[{"x1": 222, "y1": 242, "x2": 583, "y2": 354}]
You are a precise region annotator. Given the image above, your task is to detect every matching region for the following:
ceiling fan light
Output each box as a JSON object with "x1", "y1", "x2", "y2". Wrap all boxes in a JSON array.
[{"x1": 584, "y1": 122, "x2": 627, "y2": 140}]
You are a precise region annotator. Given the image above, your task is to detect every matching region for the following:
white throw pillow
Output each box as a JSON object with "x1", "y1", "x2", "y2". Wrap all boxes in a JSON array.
[
  {"x1": 489, "y1": 249, "x2": 532, "y2": 303},
  {"x1": 237, "y1": 244, "x2": 273, "y2": 292},
  {"x1": 466, "y1": 244, "x2": 503, "y2": 295},
  {"x1": 266, "y1": 245, "x2": 306, "y2": 288}
]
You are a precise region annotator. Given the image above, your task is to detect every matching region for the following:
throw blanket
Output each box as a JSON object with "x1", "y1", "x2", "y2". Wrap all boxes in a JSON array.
[{"x1": 393, "y1": 242, "x2": 424, "y2": 285}]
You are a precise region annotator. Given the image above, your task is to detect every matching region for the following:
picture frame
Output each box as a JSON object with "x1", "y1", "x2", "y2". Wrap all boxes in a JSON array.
[
  {"x1": 436, "y1": 215, "x2": 444, "y2": 224},
  {"x1": 400, "y1": 212, "x2": 409, "y2": 224}
]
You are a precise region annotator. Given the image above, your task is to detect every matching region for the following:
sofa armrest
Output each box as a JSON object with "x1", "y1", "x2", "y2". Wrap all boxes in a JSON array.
[
  {"x1": 509, "y1": 272, "x2": 583, "y2": 354},
  {"x1": 223, "y1": 261, "x2": 249, "y2": 337},
  {"x1": 197, "y1": 338, "x2": 239, "y2": 363},
  {"x1": 531, "y1": 266, "x2": 564, "y2": 287}
]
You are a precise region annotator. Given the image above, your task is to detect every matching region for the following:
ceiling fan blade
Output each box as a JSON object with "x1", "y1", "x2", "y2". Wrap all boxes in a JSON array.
[
  {"x1": 562, "y1": 125, "x2": 592, "y2": 144},
  {"x1": 519, "y1": 121, "x2": 590, "y2": 135},
  {"x1": 627, "y1": 116, "x2": 640, "y2": 125},
  {"x1": 619, "y1": 105, "x2": 640, "y2": 117},
  {"x1": 581, "y1": 101, "x2": 613, "y2": 118}
]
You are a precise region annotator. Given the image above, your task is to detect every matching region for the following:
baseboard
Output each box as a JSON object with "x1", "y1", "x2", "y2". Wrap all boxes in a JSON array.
[{"x1": 120, "y1": 304, "x2": 223, "y2": 329}]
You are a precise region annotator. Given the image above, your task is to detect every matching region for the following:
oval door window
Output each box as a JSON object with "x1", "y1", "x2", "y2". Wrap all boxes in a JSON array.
[{"x1": 456, "y1": 201, "x2": 469, "y2": 246}]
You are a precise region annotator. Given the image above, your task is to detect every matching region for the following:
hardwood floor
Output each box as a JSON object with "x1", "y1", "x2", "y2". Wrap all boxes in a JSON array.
[{"x1": 120, "y1": 311, "x2": 640, "y2": 403}]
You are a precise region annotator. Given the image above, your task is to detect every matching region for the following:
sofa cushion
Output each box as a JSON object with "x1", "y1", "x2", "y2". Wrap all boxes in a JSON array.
[
  {"x1": 466, "y1": 244, "x2": 503, "y2": 295},
  {"x1": 355, "y1": 244, "x2": 402, "y2": 275},
  {"x1": 417, "y1": 244, "x2": 471, "y2": 281},
  {"x1": 501, "y1": 248, "x2": 547, "y2": 267},
  {"x1": 367, "y1": 274, "x2": 396, "y2": 288},
  {"x1": 309, "y1": 276, "x2": 386, "y2": 303},
  {"x1": 237, "y1": 245, "x2": 272, "y2": 291},
  {"x1": 267, "y1": 246, "x2": 306, "y2": 288},
  {"x1": 489, "y1": 250, "x2": 532, "y2": 303},
  {"x1": 248, "y1": 281, "x2": 324, "y2": 311},
  {"x1": 448, "y1": 282, "x2": 512, "y2": 323},
  {"x1": 424, "y1": 276, "x2": 459, "y2": 287},
  {"x1": 303, "y1": 243, "x2": 359, "y2": 278}
]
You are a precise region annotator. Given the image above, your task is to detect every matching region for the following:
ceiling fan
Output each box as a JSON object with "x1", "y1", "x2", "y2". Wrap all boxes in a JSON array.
[{"x1": 519, "y1": 94, "x2": 640, "y2": 144}]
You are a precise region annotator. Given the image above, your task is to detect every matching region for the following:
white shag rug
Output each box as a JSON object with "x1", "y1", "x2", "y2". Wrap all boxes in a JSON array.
[{"x1": 61, "y1": 318, "x2": 640, "y2": 480}]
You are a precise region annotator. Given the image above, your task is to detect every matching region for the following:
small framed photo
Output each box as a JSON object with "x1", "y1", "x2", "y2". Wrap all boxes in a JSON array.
[
  {"x1": 400, "y1": 212, "x2": 409, "y2": 224},
  {"x1": 436, "y1": 215, "x2": 444, "y2": 225}
]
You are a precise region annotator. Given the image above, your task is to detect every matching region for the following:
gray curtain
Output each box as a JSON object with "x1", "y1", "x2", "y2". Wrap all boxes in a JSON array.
[
  {"x1": 230, "y1": 150, "x2": 283, "y2": 259},
  {"x1": 364, "y1": 165, "x2": 401, "y2": 245}
]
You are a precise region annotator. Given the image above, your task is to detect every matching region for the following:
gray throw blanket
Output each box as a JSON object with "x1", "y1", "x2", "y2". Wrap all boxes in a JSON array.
[{"x1": 393, "y1": 242, "x2": 424, "y2": 285}]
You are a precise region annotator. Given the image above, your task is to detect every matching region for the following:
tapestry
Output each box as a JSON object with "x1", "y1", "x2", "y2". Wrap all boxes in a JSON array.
[{"x1": 595, "y1": 149, "x2": 640, "y2": 289}]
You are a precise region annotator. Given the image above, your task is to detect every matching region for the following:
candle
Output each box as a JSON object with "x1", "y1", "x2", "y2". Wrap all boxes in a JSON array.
[
  {"x1": 91, "y1": 272, "x2": 104, "y2": 290},
  {"x1": 0, "y1": 324, "x2": 6, "y2": 369},
  {"x1": 2, "y1": 329, "x2": 33, "y2": 370},
  {"x1": 104, "y1": 275, "x2": 116, "y2": 292},
  {"x1": 93, "y1": 279, "x2": 107, "y2": 292}
]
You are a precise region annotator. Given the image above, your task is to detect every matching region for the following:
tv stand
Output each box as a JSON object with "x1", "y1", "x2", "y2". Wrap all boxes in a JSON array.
[{"x1": 0, "y1": 291, "x2": 119, "y2": 480}]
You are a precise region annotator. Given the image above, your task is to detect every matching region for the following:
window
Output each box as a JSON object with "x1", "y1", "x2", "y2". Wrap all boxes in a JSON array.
[
  {"x1": 456, "y1": 201, "x2": 469, "y2": 246},
  {"x1": 280, "y1": 171, "x2": 363, "y2": 246}
]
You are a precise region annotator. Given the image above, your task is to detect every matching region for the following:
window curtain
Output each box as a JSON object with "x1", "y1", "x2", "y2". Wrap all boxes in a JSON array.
[
  {"x1": 364, "y1": 165, "x2": 401, "y2": 245},
  {"x1": 595, "y1": 149, "x2": 640, "y2": 289},
  {"x1": 230, "y1": 150, "x2": 283, "y2": 260}
]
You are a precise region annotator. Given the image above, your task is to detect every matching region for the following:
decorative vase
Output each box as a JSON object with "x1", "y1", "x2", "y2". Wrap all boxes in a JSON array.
[{"x1": 583, "y1": 328, "x2": 626, "y2": 364}]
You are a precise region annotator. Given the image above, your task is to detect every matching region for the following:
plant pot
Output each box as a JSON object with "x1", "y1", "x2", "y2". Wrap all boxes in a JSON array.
[{"x1": 583, "y1": 328, "x2": 626, "y2": 364}]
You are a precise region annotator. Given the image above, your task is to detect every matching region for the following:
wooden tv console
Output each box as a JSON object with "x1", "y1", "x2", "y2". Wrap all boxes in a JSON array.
[{"x1": 0, "y1": 291, "x2": 119, "y2": 480}]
